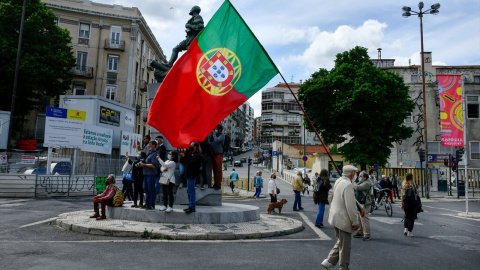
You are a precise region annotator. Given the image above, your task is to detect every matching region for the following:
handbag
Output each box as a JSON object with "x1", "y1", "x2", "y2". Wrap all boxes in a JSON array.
[
  {"x1": 159, "y1": 176, "x2": 170, "y2": 185},
  {"x1": 122, "y1": 159, "x2": 133, "y2": 173},
  {"x1": 276, "y1": 187, "x2": 280, "y2": 194}
]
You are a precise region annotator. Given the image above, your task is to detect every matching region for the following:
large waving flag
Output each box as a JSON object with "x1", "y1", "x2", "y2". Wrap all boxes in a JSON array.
[{"x1": 148, "y1": 0, "x2": 279, "y2": 148}]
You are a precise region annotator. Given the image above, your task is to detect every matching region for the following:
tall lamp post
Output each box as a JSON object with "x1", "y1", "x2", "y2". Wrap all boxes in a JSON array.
[{"x1": 402, "y1": 2, "x2": 440, "y2": 199}]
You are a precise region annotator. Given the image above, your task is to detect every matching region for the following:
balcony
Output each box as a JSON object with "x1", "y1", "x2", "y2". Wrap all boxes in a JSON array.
[
  {"x1": 147, "y1": 59, "x2": 154, "y2": 71},
  {"x1": 142, "y1": 110, "x2": 148, "y2": 122},
  {"x1": 139, "y1": 80, "x2": 147, "y2": 92},
  {"x1": 72, "y1": 66, "x2": 94, "y2": 78},
  {"x1": 104, "y1": 39, "x2": 125, "y2": 51}
]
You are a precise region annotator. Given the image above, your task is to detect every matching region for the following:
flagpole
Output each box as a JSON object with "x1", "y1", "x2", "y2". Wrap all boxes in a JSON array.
[
  {"x1": 278, "y1": 73, "x2": 341, "y2": 174},
  {"x1": 461, "y1": 75, "x2": 469, "y2": 214}
]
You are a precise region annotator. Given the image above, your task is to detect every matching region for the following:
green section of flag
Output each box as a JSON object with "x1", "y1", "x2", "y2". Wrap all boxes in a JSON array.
[{"x1": 196, "y1": 0, "x2": 279, "y2": 98}]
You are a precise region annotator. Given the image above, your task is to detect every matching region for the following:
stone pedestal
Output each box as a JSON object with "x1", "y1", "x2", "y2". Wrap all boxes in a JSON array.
[
  {"x1": 174, "y1": 187, "x2": 222, "y2": 206},
  {"x1": 106, "y1": 202, "x2": 259, "y2": 224}
]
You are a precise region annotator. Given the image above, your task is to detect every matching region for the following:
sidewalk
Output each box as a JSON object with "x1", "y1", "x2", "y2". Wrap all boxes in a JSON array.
[{"x1": 55, "y1": 210, "x2": 303, "y2": 240}]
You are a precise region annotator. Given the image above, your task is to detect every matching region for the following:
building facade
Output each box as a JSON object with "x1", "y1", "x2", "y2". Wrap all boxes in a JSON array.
[
  {"x1": 260, "y1": 82, "x2": 322, "y2": 149},
  {"x1": 42, "y1": 0, "x2": 165, "y2": 138},
  {"x1": 372, "y1": 52, "x2": 480, "y2": 168}
]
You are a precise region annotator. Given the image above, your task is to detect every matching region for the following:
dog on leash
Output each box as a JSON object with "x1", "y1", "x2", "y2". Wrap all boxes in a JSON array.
[{"x1": 267, "y1": 198, "x2": 287, "y2": 214}]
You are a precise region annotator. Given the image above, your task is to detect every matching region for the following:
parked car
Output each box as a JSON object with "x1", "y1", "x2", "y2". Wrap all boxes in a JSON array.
[
  {"x1": 252, "y1": 158, "x2": 260, "y2": 164},
  {"x1": 234, "y1": 160, "x2": 243, "y2": 167},
  {"x1": 240, "y1": 157, "x2": 247, "y2": 163},
  {"x1": 223, "y1": 157, "x2": 228, "y2": 162}
]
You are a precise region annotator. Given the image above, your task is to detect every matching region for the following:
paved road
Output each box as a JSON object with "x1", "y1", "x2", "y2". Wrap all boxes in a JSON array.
[{"x1": 1, "y1": 150, "x2": 479, "y2": 269}]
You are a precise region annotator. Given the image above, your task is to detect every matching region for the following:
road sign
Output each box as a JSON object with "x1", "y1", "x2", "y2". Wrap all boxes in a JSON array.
[
  {"x1": 0, "y1": 154, "x2": 7, "y2": 164},
  {"x1": 272, "y1": 151, "x2": 278, "y2": 156},
  {"x1": 302, "y1": 155, "x2": 308, "y2": 162}
]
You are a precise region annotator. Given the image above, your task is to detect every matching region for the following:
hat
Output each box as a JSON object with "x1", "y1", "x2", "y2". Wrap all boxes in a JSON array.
[{"x1": 342, "y1": 165, "x2": 358, "y2": 176}]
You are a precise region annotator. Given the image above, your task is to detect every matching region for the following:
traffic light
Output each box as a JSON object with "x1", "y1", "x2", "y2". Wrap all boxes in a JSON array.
[
  {"x1": 452, "y1": 157, "x2": 457, "y2": 171},
  {"x1": 456, "y1": 149, "x2": 464, "y2": 162},
  {"x1": 418, "y1": 150, "x2": 425, "y2": 162},
  {"x1": 444, "y1": 159, "x2": 449, "y2": 166}
]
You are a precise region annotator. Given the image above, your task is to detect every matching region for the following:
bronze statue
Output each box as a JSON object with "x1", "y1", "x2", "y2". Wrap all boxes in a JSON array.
[{"x1": 151, "y1": 6, "x2": 204, "y2": 83}]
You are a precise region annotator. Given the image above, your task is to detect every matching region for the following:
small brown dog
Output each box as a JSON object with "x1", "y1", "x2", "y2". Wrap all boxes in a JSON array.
[{"x1": 267, "y1": 198, "x2": 287, "y2": 215}]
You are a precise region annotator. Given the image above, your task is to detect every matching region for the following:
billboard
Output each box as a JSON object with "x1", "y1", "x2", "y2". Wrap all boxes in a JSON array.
[
  {"x1": 120, "y1": 131, "x2": 142, "y2": 156},
  {"x1": 437, "y1": 75, "x2": 464, "y2": 147}
]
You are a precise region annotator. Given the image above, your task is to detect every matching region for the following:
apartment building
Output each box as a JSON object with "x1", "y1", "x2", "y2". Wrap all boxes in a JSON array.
[{"x1": 42, "y1": 0, "x2": 165, "y2": 137}]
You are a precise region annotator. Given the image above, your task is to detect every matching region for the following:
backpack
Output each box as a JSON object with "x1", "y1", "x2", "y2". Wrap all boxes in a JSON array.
[
  {"x1": 404, "y1": 187, "x2": 416, "y2": 206},
  {"x1": 313, "y1": 182, "x2": 322, "y2": 193},
  {"x1": 223, "y1": 134, "x2": 231, "y2": 153},
  {"x1": 112, "y1": 186, "x2": 124, "y2": 207}
]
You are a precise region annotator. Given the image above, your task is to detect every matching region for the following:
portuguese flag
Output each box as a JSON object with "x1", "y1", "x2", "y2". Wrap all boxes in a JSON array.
[{"x1": 148, "y1": 0, "x2": 279, "y2": 148}]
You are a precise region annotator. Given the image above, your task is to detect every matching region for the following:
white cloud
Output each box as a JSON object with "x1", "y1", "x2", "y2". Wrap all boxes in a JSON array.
[{"x1": 288, "y1": 20, "x2": 388, "y2": 70}]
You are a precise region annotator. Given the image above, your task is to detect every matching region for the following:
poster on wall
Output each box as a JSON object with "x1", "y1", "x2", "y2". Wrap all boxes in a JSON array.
[
  {"x1": 124, "y1": 111, "x2": 135, "y2": 127},
  {"x1": 120, "y1": 131, "x2": 142, "y2": 156},
  {"x1": 437, "y1": 75, "x2": 464, "y2": 147},
  {"x1": 44, "y1": 107, "x2": 85, "y2": 148},
  {"x1": 81, "y1": 124, "x2": 113, "y2": 155},
  {"x1": 99, "y1": 106, "x2": 120, "y2": 126}
]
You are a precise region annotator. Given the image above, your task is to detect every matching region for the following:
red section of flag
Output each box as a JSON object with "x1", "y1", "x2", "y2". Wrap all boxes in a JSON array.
[{"x1": 147, "y1": 40, "x2": 248, "y2": 148}]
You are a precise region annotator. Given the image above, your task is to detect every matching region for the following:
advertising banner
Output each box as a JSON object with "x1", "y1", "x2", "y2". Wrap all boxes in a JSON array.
[
  {"x1": 81, "y1": 124, "x2": 113, "y2": 155},
  {"x1": 120, "y1": 131, "x2": 142, "y2": 156},
  {"x1": 99, "y1": 106, "x2": 120, "y2": 126},
  {"x1": 437, "y1": 75, "x2": 464, "y2": 147}
]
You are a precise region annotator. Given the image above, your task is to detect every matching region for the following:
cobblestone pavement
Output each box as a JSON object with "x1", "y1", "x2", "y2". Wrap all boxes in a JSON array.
[{"x1": 55, "y1": 210, "x2": 304, "y2": 240}]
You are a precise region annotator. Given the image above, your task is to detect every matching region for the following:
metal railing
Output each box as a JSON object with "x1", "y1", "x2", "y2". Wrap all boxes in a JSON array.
[
  {"x1": 104, "y1": 39, "x2": 125, "y2": 51},
  {"x1": 72, "y1": 66, "x2": 94, "y2": 78}
]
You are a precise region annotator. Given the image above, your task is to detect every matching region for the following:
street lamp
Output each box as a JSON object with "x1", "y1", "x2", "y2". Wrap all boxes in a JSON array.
[
  {"x1": 402, "y1": 2, "x2": 440, "y2": 199},
  {"x1": 399, "y1": 149, "x2": 406, "y2": 168}
]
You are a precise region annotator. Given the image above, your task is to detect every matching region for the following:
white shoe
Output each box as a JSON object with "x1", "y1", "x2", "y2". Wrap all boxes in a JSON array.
[
  {"x1": 159, "y1": 206, "x2": 167, "y2": 211},
  {"x1": 321, "y1": 259, "x2": 334, "y2": 270},
  {"x1": 404, "y1": 228, "x2": 408, "y2": 236},
  {"x1": 407, "y1": 231, "x2": 414, "y2": 237},
  {"x1": 166, "y1": 207, "x2": 173, "y2": 213}
]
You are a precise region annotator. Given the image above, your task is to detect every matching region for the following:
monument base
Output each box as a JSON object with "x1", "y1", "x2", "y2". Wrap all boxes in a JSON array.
[
  {"x1": 106, "y1": 202, "x2": 259, "y2": 224},
  {"x1": 173, "y1": 187, "x2": 222, "y2": 206}
]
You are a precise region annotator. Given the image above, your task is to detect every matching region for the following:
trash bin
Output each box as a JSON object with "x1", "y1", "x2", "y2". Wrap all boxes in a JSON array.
[
  {"x1": 438, "y1": 179, "x2": 448, "y2": 191},
  {"x1": 95, "y1": 176, "x2": 108, "y2": 194},
  {"x1": 457, "y1": 180, "x2": 465, "y2": 196}
]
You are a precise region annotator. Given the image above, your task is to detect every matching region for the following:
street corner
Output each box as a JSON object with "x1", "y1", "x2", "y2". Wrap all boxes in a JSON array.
[{"x1": 51, "y1": 210, "x2": 304, "y2": 240}]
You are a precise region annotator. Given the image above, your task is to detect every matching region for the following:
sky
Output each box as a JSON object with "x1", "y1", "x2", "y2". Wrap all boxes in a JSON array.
[{"x1": 99, "y1": 0, "x2": 480, "y2": 117}]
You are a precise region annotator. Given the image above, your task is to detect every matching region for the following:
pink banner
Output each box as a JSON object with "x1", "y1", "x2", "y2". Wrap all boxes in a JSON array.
[{"x1": 437, "y1": 74, "x2": 464, "y2": 147}]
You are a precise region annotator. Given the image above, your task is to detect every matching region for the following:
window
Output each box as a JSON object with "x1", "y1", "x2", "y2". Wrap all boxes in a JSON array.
[
  {"x1": 467, "y1": 96, "x2": 479, "y2": 118},
  {"x1": 79, "y1": 23, "x2": 90, "y2": 38},
  {"x1": 474, "y1": 76, "x2": 480, "y2": 83},
  {"x1": 105, "y1": 85, "x2": 116, "y2": 101},
  {"x1": 411, "y1": 75, "x2": 418, "y2": 83},
  {"x1": 107, "y1": 55, "x2": 119, "y2": 72},
  {"x1": 76, "y1": 51, "x2": 88, "y2": 70},
  {"x1": 471, "y1": 142, "x2": 480, "y2": 159},
  {"x1": 110, "y1": 26, "x2": 121, "y2": 48},
  {"x1": 73, "y1": 82, "x2": 86, "y2": 95}
]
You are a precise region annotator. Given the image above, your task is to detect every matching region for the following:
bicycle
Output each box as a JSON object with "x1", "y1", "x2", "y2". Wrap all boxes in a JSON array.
[{"x1": 371, "y1": 188, "x2": 393, "y2": 217}]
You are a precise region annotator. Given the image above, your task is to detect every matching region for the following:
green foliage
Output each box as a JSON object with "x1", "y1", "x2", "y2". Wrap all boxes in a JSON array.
[
  {"x1": 299, "y1": 46, "x2": 415, "y2": 166},
  {"x1": 0, "y1": 0, "x2": 76, "y2": 134}
]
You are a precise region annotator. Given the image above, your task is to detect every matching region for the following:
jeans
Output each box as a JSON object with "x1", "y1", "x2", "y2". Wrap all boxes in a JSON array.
[
  {"x1": 254, "y1": 187, "x2": 262, "y2": 198},
  {"x1": 187, "y1": 177, "x2": 196, "y2": 209},
  {"x1": 162, "y1": 182, "x2": 175, "y2": 208},
  {"x1": 133, "y1": 178, "x2": 144, "y2": 205},
  {"x1": 123, "y1": 180, "x2": 134, "y2": 201},
  {"x1": 144, "y1": 175, "x2": 156, "y2": 207},
  {"x1": 155, "y1": 175, "x2": 161, "y2": 194},
  {"x1": 315, "y1": 203, "x2": 326, "y2": 225},
  {"x1": 404, "y1": 205, "x2": 416, "y2": 232},
  {"x1": 293, "y1": 190, "x2": 302, "y2": 209}
]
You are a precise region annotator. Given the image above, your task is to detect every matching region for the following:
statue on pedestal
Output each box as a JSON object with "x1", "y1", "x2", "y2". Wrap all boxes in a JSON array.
[{"x1": 151, "y1": 6, "x2": 205, "y2": 83}]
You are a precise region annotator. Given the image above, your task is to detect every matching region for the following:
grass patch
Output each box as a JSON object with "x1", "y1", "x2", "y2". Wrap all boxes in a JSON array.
[{"x1": 141, "y1": 228, "x2": 153, "y2": 239}]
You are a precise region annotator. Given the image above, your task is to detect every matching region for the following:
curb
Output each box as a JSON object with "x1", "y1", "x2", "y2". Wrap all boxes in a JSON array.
[{"x1": 55, "y1": 210, "x2": 304, "y2": 240}]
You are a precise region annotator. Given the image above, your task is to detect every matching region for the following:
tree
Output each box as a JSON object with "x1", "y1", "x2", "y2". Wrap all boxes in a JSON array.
[
  {"x1": 298, "y1": 46, "x2": 415, "y2": 167},
  {"x1": 0, "y1": 0, "x2": 76, "y2": 136}
]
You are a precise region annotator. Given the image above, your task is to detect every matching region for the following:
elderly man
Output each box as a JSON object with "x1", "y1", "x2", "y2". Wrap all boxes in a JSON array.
[
  {"x1": 353, "y1": 171, "x2": 373, "y2": 241},
  {"x1": 90, "y1": 174, "x2": 118, "y2": 220},
  {"x1": 322, "y1": 165, "x2": 364, "y2": 270}
]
